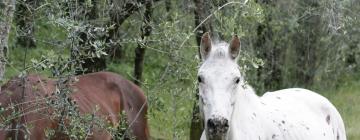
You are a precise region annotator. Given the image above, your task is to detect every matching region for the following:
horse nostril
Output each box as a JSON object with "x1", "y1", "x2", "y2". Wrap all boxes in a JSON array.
[
  {"x1": 207, "y1": 118, "x2": 229, "y2": 133},
  {"x1": 223, "y1": 119, "x2": 229, "y2": 128},
  {"x1": 207, "y1": 119, "x2": 216, "y2": 129},
  {"x1": 220, "y1": 119, "x2": 229, "y2": 132}
]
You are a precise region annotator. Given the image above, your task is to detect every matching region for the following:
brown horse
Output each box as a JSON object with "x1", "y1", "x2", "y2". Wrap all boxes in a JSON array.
[{"x1": 0, "y1": 72, "x2": 149, "y2": 140}]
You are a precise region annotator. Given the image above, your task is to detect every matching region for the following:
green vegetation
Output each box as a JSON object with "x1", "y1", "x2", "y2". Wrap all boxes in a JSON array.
[
  {"x1": 6, "y1": 46, "x2": 360, "y2": 139},
  {"x1": 1, "y1": 0, "x2": 359, "y2": 139}
]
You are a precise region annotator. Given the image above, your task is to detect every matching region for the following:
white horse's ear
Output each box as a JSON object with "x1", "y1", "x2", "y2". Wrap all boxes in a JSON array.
[
  {"x1": 200, "y1": 32, "x2": 212, "y2": 61},
  {"x1": 229, "y1": 34, "x2": 241, "y2": 60}
]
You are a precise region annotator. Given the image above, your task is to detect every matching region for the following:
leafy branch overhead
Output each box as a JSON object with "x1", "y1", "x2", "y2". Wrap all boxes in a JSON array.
[{"x1": 0, "y1": 0, "x2": 359, "y2": 139}]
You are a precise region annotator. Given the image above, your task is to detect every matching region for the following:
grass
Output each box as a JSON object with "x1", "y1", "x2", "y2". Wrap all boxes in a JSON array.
[{"x1": 320, "y1": 79, "x2": 360, "y2": 140}]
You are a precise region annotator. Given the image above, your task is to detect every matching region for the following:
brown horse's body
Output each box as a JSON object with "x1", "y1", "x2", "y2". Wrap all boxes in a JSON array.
[{"x1": 0, "y1": 72, "x2": 149, "y2": 140}]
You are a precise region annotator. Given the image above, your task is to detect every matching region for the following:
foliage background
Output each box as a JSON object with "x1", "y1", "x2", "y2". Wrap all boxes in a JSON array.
[{"x1": 1, "y1": 0, "x2": 359, "y2": 139}]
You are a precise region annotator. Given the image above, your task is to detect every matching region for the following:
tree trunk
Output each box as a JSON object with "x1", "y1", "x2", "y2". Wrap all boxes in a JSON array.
[
  {"x1": 107, "y1": 0, "x2": 153, "y2": 61},
  {"x1": 0, "y1": 0, "x2": 15, "y2": 90},
  {"x1": 193, "y1": 0, "x2": 213, "y2": 51},
  {"x1": 106, "y1": 0, "x2": 162, "y2": 61},
  {"x1": 165, "y1": 0, "x2": 172, "y2": 21},
  {"x1": 15, "y1": 0, "x2": 36, "y2": 48},
  {"x1": 190, "y1": 89, "x2": 203, "y2": 140},
  {"x1": 190, "y1": 0, "x2": 213, "y2": 139},
  {"x1": 134, "y1": 0, "x2": 153, "y2": 86}
]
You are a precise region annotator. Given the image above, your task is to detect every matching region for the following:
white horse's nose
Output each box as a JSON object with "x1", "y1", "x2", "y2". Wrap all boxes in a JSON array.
[{"x1": 207, "y1": 117, "x2": 229, "y2": 135}]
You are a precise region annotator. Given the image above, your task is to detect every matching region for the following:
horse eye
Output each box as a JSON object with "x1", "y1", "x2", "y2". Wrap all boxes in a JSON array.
[
  {"x1": 235, "y1": 77, "x2": 240, "y2": 84},
  {"x1": 197, "y1": 76, "x2": 203, "y2": 83}
]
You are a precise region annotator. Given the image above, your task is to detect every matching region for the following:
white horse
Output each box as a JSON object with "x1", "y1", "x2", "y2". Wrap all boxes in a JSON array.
[{"x1": 198, "y1": 32, "x2": 346, "y2": 140}]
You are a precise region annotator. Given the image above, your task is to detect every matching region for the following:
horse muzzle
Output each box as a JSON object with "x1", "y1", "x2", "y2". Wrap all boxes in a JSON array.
[{"x1": 206, "y1": 117, "x2": 229, "y2": 139}]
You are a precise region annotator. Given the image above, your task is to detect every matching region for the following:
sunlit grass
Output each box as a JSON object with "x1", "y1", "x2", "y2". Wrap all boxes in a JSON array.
[{"x1": 321, "y1": 80, "x2": 360, "y2": 140}]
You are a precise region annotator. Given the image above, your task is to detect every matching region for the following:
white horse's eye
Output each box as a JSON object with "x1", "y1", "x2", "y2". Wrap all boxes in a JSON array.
[
  {"x1": 235, "y1": 77, "x2": 240, "y2": 84},
  {"x1": 198, "y1": 76, "x2": 203, "y2": 83}
]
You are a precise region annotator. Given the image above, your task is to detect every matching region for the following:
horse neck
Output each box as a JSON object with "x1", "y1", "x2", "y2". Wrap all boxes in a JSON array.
[
  {"x1": 229, "y1": 84, "x2": 265, "y2": 139},
  {"x1": 233, "y1": 83, "x2": 260, "y2": 113}
]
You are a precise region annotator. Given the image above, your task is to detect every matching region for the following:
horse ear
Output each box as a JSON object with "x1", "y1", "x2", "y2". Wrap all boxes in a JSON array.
[
  {"x1": 200, "y1": 32, "x2": 212, "y2": 60},
  {"x1": 229, "y1": 34, "x2": 241, "y2": 60}
]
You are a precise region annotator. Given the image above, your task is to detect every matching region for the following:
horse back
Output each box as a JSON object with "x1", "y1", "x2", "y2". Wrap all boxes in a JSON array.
[
  {"x1": 73, "y1": 72, "x2": 149, "y2": 139},
  {"x1": 261, "y1": 88, "x2": 346, "y2": 140}
]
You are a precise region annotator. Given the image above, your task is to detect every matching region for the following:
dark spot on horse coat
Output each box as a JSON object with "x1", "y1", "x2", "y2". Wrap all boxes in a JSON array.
[
  {"x1": 326, "y1": 115, "x2": 331, "y2": 125},
  {"x1": 276, "y1": 96, "x2": 281, "y2": 99},
  {"x1": 272, "y1": 134, "x2": 277, "y2": 139},
  {"x1": 253, "y1": 112, "x2": 256, "y2": 117},
  {"x1": 337, "y1": 131, "x2": 340, "y2": 140},
  {"x1": 300, "y1": 123, "x2": 310, "y2": 130},
  {"x1": 281, "y1": 120, "x2": 285, "y2": 124}
]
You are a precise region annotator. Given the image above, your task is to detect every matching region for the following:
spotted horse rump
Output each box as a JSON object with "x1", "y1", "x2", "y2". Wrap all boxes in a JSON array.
[{"x1": 197, "y1": 32, "x2": 346, "y2": 140}]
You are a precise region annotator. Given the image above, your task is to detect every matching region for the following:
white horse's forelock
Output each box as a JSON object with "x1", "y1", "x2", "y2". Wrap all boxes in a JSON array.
[
  {"x1": 210, "y1": 42, "x2": 229, "y2": 59},
  {"x1": 213, "y1": 48, "x2": 226, "y2": 59}
]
